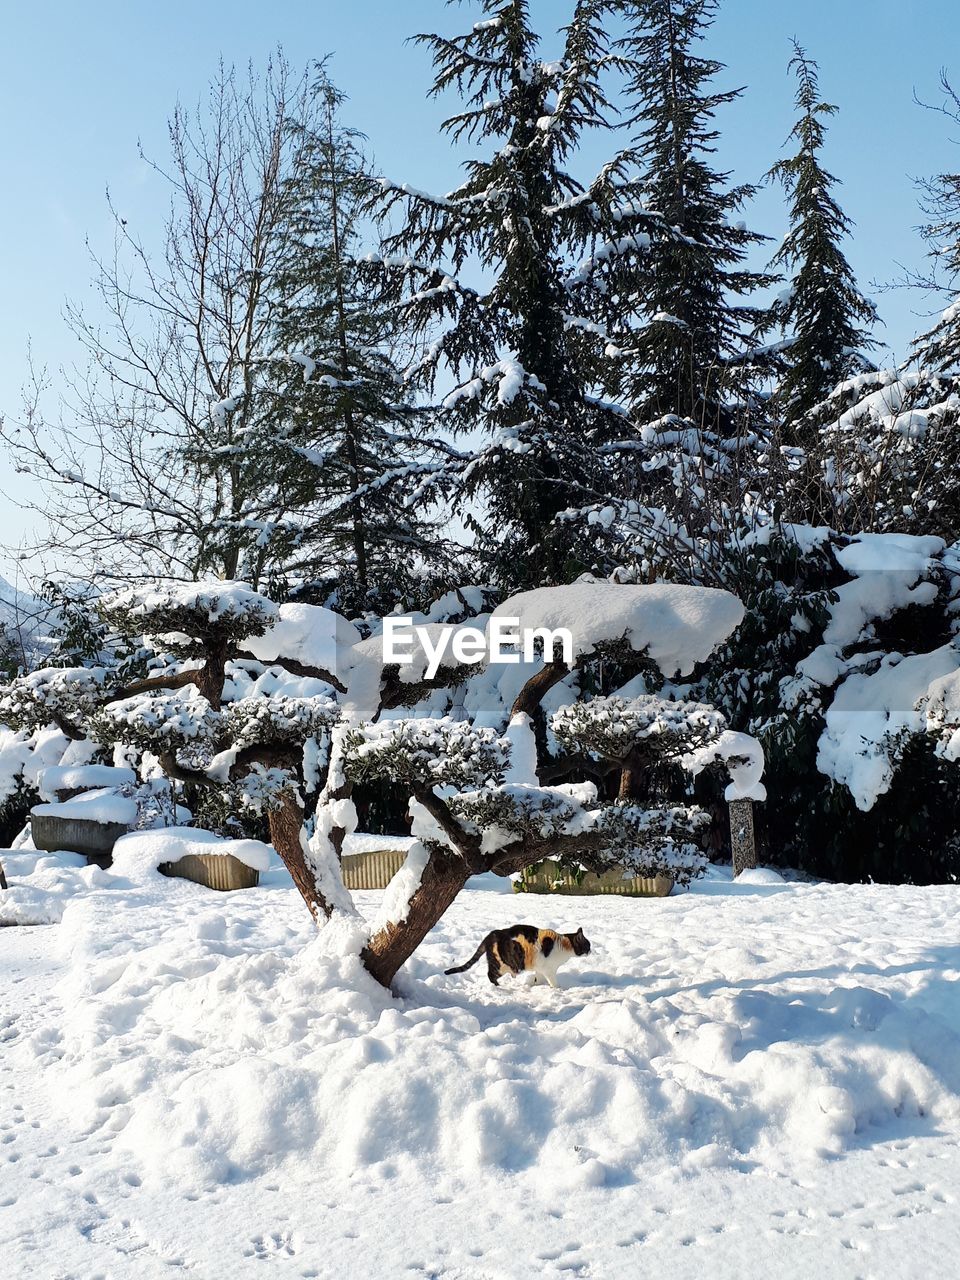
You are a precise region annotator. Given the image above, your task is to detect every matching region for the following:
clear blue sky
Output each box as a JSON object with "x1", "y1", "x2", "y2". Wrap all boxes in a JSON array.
[{"x1": 1, "y1": 0, "x2": 958, "y2": 576}]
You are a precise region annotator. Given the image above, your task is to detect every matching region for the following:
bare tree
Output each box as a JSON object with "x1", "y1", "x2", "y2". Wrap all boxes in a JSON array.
[{"x1": 2, "y1": 54, "x2": 327, "y2": 587}]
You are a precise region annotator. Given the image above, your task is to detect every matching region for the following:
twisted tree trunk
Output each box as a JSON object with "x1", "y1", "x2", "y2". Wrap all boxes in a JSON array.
[
  {"x1": 267, "y1": 791, "x2": 332, "y2": 925},
  {"x1": 361, "y1": 850, "x2": 471, "y2": 988}
]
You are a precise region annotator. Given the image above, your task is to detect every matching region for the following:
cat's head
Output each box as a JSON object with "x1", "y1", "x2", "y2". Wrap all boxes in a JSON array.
[{"x1": 568, "y1": 927, "x2": 591, "y2": 957}]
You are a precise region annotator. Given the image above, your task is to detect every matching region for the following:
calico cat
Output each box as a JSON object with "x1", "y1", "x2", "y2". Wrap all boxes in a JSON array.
[{"x1": 445, "y1": 925, "x2": 591, "y2": 987}]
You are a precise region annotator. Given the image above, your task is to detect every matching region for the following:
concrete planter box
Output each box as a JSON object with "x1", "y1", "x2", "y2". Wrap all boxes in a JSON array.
[
  {"x1": 159, "y1": 853, "x2": 260, "y2": 892},
  {"x1": 515, "y1": 864, "x2": 674, "y2": 898},
  {"x1": 341, "y1": 847, "x2": 409, "y2": 890},
  {"x1": 30, "y1": 813, "x2": 128, "y2": 870}
]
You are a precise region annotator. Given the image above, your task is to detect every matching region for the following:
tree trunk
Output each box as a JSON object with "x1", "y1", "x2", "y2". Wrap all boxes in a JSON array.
[
  {"x1": 268, "y1": 790, "x2": 332, "y2": 925},
  {"x1": 618, "y1": 749, "x2": 644, "y2": 801},
  {"x1": 196, "y1": 637, "x2": 229, "y2": 709},
  {"x1": 361, "y1": 851, "x2": 470, "y2": 989},
  {"x1": 510, "y1": 660, "x2": 568, "y2": 718}
]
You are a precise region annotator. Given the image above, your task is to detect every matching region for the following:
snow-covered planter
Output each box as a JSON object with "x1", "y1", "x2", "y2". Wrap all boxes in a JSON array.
[
  {"x1": 30, "y1": 778, "x2": 182, "y2": 868},
  {"x1": 341, "y1": 848, "x2": 410, "y2": 890},
  {"x1": 514, "y1": 861, "x2": 675, "y2": 897},
  {"x1": 31, "y1": 787, "x2": 138, "y2": 866},
  {"x1": 159, "y1": 851, "x2": 261, "y2": 892},
  {"x1": 114, "y1": 828, "x2": 271, "y2": 892},
  {"x1": 31, "y1": 813, "x2": 131, "y2": 868}
]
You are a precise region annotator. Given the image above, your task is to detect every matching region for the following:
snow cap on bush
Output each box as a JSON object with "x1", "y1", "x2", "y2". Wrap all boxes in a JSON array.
[
  {"x1": 342, "y1": 717, "x2": 510, "y2": 790},
  {"x1": 551, "y1": 694, "x2": 726, "y2": 764},
  {"x1": 100, "y1": 581, "x2": 278, "y2": 656}
]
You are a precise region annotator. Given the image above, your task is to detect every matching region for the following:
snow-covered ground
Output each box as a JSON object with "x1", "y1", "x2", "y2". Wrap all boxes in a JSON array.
[{"x1": 3, "y1": 849, "x2": 960, "y2": 1278}]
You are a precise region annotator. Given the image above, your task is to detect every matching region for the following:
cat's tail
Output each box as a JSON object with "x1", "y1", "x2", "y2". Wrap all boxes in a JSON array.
[{"x1": 444, "y1": 936, "x2": 489, "y2": 976}]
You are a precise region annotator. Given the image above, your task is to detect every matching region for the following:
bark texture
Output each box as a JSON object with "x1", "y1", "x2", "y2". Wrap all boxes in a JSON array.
[
  {"x1": 361, "y1": 850, "x2": 471, "y2": 988},
  {"x1": 267, "y1": 791, "x2": 333, "y2": 924}
]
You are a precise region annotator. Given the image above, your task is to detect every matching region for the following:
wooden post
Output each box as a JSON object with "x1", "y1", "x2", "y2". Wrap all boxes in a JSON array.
[{"x1": 729, "y1": 798, "x2": 757, "y2": 877}]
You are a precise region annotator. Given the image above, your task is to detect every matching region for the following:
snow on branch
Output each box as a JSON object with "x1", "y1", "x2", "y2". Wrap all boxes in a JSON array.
[
  {"x1": 491, "y1": 582, "x2": 744, "y2": 678},
  {"x1": 436, "y1": 782, "x2": 709, "y2": 884},
  {"x1": 92, "y1": 691, "x2": 223, "y2": 758},
  {"x1": 0, "y1": 667, "x2": 113, "y2": 737},
  {"x1": 222, "y1": 694, "x2": 338, "y2": 751}
]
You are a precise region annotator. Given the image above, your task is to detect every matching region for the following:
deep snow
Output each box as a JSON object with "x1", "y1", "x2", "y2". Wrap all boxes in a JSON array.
[{"x1": 2, "y1": 849, "x2": 960, "y2": 1278}]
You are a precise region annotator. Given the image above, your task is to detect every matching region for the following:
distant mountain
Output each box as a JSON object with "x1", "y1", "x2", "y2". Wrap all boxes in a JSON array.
[{"x1": 0, "y1": 576, "x2": 53, "y2": 668}]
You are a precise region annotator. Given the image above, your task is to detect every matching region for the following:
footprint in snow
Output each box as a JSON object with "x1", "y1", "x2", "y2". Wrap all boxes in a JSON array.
[{"x1": 244, "y1": 1231, "x2": 299, "y2": 1260}]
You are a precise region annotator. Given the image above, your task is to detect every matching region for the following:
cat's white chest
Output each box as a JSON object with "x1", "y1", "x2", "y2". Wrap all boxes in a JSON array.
[{"x1": 532, "y1": 945, "x2": 568, "y2": 988}]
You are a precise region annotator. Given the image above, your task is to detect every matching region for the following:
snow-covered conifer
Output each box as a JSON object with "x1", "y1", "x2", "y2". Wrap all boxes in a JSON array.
[
  {"x1": 614, "y1": 0, "x2": 773, "y2": 428},
  {"x1": 765, "y1": 44, "x2": 877, "y2": 428},
  {"x1": 371, "y1": 0, "x2": 659, "y2": 586},
  {"x1": 263, "y1": 68, "x2": 450, "y2": 612}
]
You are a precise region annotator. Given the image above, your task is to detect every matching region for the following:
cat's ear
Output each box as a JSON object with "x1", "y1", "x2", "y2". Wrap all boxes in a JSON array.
[{"x1": 575, "y1": 927, "x2": 584, "y2": 937}]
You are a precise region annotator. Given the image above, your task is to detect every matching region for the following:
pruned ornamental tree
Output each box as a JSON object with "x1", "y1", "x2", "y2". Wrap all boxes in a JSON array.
[
  {"x1": 335, "y1": 580, "x2": 749, "y2": 985},
  {"x1": 0, "y1": 584, "x2": 343, "y2": 919},
  {"x1": 550, "y1": 693, "x2": 727, "y2": 798},
  {"x1": 0, "y1": 576, "x2": 754, "y2": 989}
]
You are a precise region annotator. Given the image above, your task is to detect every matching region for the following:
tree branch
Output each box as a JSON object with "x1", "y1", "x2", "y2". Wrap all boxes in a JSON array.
[{"x1": 412, "y1": 785, "x2": 484, "y2": 874}]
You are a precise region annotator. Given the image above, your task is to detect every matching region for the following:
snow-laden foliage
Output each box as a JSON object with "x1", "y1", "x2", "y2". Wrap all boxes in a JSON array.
[
  {"x1": 445, "y1": 783, "x2": 708, "y2": 884},
  {"x1": 611, "y1": 0, "x2": 773, "y2": 440},
  {"x1": 101, "y1": 582, "x2": 278, "y2": 656},
  {"x1": 551, "y1": 694, "x2": 726, "y2": 765},
  {"x1": 697, "y1": 523, "x2": 960, "y2": 880},
  {"x1": 222, "y1": 695, "x2": 338, "y2": 752},
  {"x1": 264, "y1": 67, "x2": 449, "y2": 615},
  {"x1": 370, "y1": 0, "x2": 664, "y2": 586},
  {"x1": 92, "y1": 692, "x2": 223, "y2": 758},
  {"x1": 0, "y1": 666, "x2": 113, "y2": 734},
  {"x1": 343, "y1": 717, "x2": 510, "y2": 791},
  {"x1": 808, "y1": 370, "x2": 960, "y2": 541}
]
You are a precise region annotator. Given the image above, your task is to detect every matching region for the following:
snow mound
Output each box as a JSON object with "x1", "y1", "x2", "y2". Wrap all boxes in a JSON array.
[
  {"x1": 734, "y1": 867, "x2": 785, "y2": 886},
  {"x1": 112, "y1": 827, "x2": 273, "y2": 878},
  {"x1": 0, "y1": 885, "x2": 65, "y2": 925},
  {"x1": 492, "y1": 582, "x2": 744, "y2": 676},
  {"x1": 11, "y1": 861, "x2": 960, "y2": 1198},
  {"x1": 0, "y1": 848, "x2": 100, "y2": 924},
  {"x1": 37, "y1": 764, "x2": 136, "y2": 801},
  {"x1": 246, "y1": 602, "x2": 361, "y2": 682},
  {"x1": 33, "y1": 788, "x2": 139, "y2": 826}
]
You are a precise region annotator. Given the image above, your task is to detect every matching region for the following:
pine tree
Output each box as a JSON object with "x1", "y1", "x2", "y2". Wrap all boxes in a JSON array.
[
  {"x1": 371, "y1": 0, "x2": 659, "y2": 589},
  {"x1": 615, "y1": 0, "x2": 773, "y2": 428},
  {"x1": 765, "y1": 43, "x2": 876, "y2": 427},
  {"x1": 263, "y1": 69, "x2": 449, "y2": 614}
]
